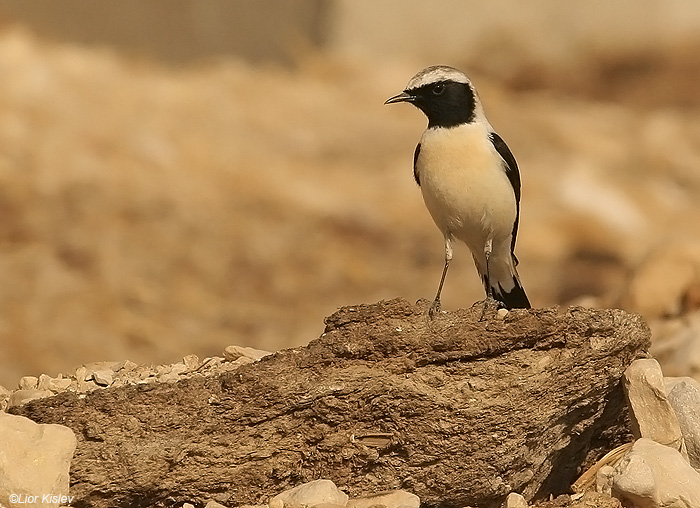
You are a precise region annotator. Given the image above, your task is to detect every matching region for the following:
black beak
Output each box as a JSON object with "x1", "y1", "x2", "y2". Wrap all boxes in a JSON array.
[{"x1": 384, "y1": 91, "x2": 414, "y2": 105}]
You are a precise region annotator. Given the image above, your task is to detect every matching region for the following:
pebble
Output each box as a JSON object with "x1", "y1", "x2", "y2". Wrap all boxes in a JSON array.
[
  {"x1": 269, "y1": 479, "x2": 348, "y2": 508},
  {"x1": 595, "y1": 465, "x2": 615, "y2": 495},
  {"x1": 502, "y1": 492, "x2": 528, "y2": 508},
  {"x1": 204, "y1": 501, "x2": 230, "y2": 508},
  {"x1": 612, "y1": 438, "x2": 700, "y2": 507},
  {"x1": 0, "y1": 385, "x2": 10, "y2": 411},
  {"x1": 665, "y1": 376, "x2": 700, "y2": 469},
  {"x1": 37, "y1": 373, "x2": 53, "y2": 391},
  {"x1": 347, "y1": 490, "x2": 420, "y2": 508},
  {"x1": 622, "y1": 359, "x2": 686, "y2": 453},
  {"x1": 92, "y1": 370, "x2": 114, "y2": 387},
  {"x1": 18, "y1": 375, "x2": 38, "y2": 390},
  {"x1": 7, "y1": 389, "x2": 54, "y2": 408},
  {"x1": 183, "y1": 354, "x2": 201, "y2": 371},
  {"x1": 48, "y1": 377, "x2": 73, "y2": 392},
  {"x1": 223, "y1": 345, "x2": 272, "y2": 362},
  {"x1": 0, "y1": 412, "x2": 76, "y2": 508}
]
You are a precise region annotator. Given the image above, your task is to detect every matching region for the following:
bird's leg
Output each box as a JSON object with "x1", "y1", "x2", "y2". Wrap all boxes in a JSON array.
[
  {"x1": 429, "y1": 236, "x2": 453, "y2": 318},
  {"x1": 479, "y1": 239, "x2": 499, "y2": 321}
]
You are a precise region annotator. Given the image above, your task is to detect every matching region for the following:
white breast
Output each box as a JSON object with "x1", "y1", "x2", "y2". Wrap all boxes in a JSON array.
[{"x1": 416, "y1": 123, "x2": 517, "y2": 256}]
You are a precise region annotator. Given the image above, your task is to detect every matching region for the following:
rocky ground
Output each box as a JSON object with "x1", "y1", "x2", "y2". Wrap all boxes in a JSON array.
[{"x1": 1, "y1": 301, "x2": 699, "y2": 508}]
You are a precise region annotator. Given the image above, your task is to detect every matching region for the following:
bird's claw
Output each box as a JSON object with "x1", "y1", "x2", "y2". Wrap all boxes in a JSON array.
[
  {"x1": 428, "y1": 299, "x2": 442, "y2": 319},
  {"x1": 478, "y1": 297, "x2": 501, "y2": 321}
]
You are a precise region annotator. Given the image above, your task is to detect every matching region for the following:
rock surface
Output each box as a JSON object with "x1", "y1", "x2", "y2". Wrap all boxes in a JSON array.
[
  {"x1": 10, "y1": 299, "x2": 649, "y2": 508},
  {"x1": 622, "y1": 359, "x2": 685, "y2": 452},
  {"x1": 612, "y1": 438, "x2": 700, "y2": 508},
  {"x1": 503, "y1": 493, "x2": 529, "y2": 508},
  {"x1": 269, "y1": 479, "x2": 349, "y2": 508},
  {"x1": 665, "y1": 376, "x2": 700, "y2": 469},
  {"x1": 0, "y1": 412, "x2": 77, "y2": 508},
  {"x1": 346, "y1": 490, "x2": 420, "y2": 508}
]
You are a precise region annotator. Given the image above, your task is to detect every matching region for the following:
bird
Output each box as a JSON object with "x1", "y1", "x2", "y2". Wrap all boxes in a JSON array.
[{"x1": 385, "y1": 65, "x2": 531, "y2": 316}]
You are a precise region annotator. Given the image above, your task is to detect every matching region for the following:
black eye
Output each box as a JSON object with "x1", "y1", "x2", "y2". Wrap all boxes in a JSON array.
[{"x1": 432, "y1": 83, "x2": 445, "y2": 95}]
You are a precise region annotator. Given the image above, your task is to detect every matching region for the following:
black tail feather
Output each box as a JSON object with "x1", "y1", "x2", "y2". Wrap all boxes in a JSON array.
[{"x1": 492, "y1": 278, "x2": 531, "y2": 309}]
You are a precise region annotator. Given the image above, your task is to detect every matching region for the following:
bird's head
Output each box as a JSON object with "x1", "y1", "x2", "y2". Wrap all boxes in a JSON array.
[{"x1": 385, "y1": 65, "x2": 479, "y2": 129}]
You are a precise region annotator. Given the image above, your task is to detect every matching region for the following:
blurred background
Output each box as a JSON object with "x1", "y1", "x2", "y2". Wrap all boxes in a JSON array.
[{"x1": 1, "y1": 0, "x2": 700, "y2": 388}]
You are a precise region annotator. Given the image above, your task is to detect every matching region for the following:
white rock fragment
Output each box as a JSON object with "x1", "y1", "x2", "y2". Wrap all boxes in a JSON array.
[
  {"x1": 204, "y1": 501, "x2": 230, "y2": 508},
  {"x1": 182, "y1": 504, "x2": 195, "y2": 508},
  {"x1": 665, "y1": 376, "x2": 700, "y2": 469},
  {"x1": 0, "y1": 412, "x2": 76, "y2": 508},
  {"x1": 269, "y1": 479, "x2": 348, "y2": 508},
  {"x1": 92, "y1": 370, "x2": 114, "y2": 386},
  {"x1": 183, "y1": 354, "x2": 201, "y2": 371},
  {"x1": 496, "y1": 308, "x2": 509, "y2": 319},
  {"x1": 595, "y1": 465, "x2": 615, "y2": 495},
  {"x1": 622, "y1": 359, "x2": 686, "y2": 452},
  {"x1": 347, "y1": 490, "x2": 420, "y2": 508},
  {"x1": 37, "y1": 373, "x2": 53, "y2": 391},
  {"x1": 7, "y1": 389, "x2": 54, "y2": 408},
  {"x1": 48, "y1": 377, "x2": 73, "y2": 392},
  {"x1": 121, "y1": 359, "x2": 138, "y2": 372},
  {"x1": 0, "y1": 385, "x2": 10, "y2": 411},
  {"x1": 502, "y1": 492, "x2": 528, "y2": 508},
  {"x1": 612, "y1": 438, "x2": 700, "y2": 508},
  {"x1": 223, "y1": 345, "x2": 272, "y2": 362},
  {"x1": 18, "y1": 376, "x2": 38, "y2": 390}
]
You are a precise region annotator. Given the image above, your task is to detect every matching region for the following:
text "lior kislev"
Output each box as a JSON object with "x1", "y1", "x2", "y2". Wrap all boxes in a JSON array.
[{"x1": 9, "y1": 493, "x2": 75, "y2": 505}]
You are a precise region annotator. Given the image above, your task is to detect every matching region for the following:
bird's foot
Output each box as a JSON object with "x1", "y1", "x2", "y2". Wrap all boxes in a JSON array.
[
  {"x1": 428, "y1": 298, "x2": 442, "y2": 319},
  {"x1": 477, "y1": 297, "x2": 501, "y2": 321}
]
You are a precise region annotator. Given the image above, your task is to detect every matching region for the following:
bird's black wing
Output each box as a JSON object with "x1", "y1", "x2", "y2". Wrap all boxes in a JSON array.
[
  {"x1": 413, "y1": 143, "x2": 421, "y2": 186},
  {"x1": 489, "y1": 132, "x2": 521, "y2": 257}
]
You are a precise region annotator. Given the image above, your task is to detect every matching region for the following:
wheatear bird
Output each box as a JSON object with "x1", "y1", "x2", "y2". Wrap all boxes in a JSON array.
[{"x1": 385, "y1": 65, "x2": 530, "y2": 316}]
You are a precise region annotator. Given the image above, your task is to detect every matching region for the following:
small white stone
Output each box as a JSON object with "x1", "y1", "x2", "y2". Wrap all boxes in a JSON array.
[
  {"x1": 48, "y1": 377, "x2": 73, "y2": 392},
  {"x1": 502, "y1": 492, "x2": 527, "y2": 508},
  {"x1": 347, "y1": 490, "x2": 420, "y2": 508},
  {"x1": 183, "y1": 354, "x2": 200, "y2": 371},
  {"x1": 92, "y1": 370, "x2": 114, "y2": 387},
  {"x1": 37, "y1": 373, "x2": 53, "y2": 391},
  {"x1": 0, "y1": 385, "x2": 10, "y2": 411},
  {"x1": 223, "y1": 345, "x2": 272, "y2": 362},
  {"x1": 595, "y1": 465, "x2": 615, "y2": 495},
  {"x1": 7, "y1": 389, "x2": 53, "y2": 408},
  {"x1": 170, "y1": 362, "x2": 188, "y2": 376},
  {"x1": 75, "y1": 366, "x2": 88, "y2": 381},
  {"x1": 497, "y1": 308, "x2": 509, "y2": 319},
  {"x1": 18, "y1": 376, "x2": 38, "y2": 390},
  {"x1": 269, "y1": 479, "x2": 348, "y2": 508},
  {"x1": 182, "y1": 504, "x2": 195, "y2": 508},
  {"x1": 665, "y1": 376, "x2": 700, "y2": 469},
  {"x1": 121, "y1": 360, "x2": 139, "y2": 372},
  {"x1": 204, "y1": 501, "x2": 230, "y2": 508}
]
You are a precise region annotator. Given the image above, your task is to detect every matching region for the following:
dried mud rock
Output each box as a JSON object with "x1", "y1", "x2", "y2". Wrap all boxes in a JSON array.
[{"x1": 11, "y1": 298, "x2": 650, "y2": 508}]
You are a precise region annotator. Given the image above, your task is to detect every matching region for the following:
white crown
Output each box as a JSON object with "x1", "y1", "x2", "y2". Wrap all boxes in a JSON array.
[{"x1": 405, "y1": 65, "x2": 472, "y2": 91}]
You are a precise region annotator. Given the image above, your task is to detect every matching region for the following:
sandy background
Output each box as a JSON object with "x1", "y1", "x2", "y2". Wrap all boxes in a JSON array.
[{"x1": 1, "y1": 1, "x2": 700, "y2": 388}]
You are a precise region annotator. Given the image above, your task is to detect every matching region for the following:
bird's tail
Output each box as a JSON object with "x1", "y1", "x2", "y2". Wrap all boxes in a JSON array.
[
  {"x1": 477, "y1": 253, "x2": 531, "y2": 309},
  {"x1": 491, "y1": 273, "x2": 531, "y2": 309}
]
